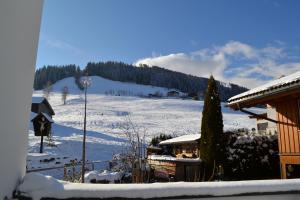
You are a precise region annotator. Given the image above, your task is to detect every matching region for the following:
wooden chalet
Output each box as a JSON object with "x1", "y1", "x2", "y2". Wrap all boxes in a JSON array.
[
  {"x1": 227, "y1": 71, "x2": 300, "y2": 179},
  {"x1": 167, "y1": 90, "x2": 180, "y2": 97},
  {"x1": 147, "y1": 134, "x2": 201, "y2": 181},
  {"x1": 159, "y1": 134, "x2": 201, "y2": 158}
]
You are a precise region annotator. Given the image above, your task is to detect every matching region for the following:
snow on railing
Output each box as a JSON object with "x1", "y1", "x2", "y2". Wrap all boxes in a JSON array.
[{"x1": 17, "y1": 173, "x2": 300, "y2": 200}]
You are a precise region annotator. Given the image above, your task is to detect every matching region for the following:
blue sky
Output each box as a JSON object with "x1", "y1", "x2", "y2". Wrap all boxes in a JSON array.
[{"x1": 37, "y1": 0, "x2": 300, "y2": 88}]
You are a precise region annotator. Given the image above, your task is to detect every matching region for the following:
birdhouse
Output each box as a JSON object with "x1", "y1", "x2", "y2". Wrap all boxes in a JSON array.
[{"x1": 31, "y1": 112, "x2": 54, "y2": 136}]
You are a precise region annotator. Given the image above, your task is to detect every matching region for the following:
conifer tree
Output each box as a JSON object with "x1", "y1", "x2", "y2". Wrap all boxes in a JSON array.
[{"x1": 200, "y1": 75, "x2": 223, "y2": 181}]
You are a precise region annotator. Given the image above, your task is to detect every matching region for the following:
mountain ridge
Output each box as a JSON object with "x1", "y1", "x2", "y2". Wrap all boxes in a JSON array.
[{"x1": 34, "y1": 61, "x2": 248, "y2": 101}]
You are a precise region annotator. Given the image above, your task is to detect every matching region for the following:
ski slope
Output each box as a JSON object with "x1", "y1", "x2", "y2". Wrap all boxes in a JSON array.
[
  {"x1": 27, "y1": 76, "x2": 259, "y2": 178},
  {"x1": 51, "y1": 76, "x2": 180, "y2": 96}
]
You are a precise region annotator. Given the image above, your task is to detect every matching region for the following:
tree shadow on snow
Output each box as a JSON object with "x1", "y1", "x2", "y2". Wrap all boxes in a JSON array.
[{"x1": 52, "y1": 123, "x2": 128, "y2": 144}]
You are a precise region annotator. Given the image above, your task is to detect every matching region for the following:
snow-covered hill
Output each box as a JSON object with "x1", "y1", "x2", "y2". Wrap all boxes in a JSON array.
[
  {"x1": 28, "y1": 93, "x2": 260, "y2": 179},
  {"x1": 51, "y1": 76, "x2": 180, "y2": 97},
  {"x1": 28, "y1": 77, "x2": 261, "y2": 179}
]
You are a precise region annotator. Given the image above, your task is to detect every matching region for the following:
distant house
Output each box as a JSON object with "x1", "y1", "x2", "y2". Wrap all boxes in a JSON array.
[
  {"x1": 159, "y1": 134, "x2": 201, "y2": 158},
  {"x1": 167, "y1": 90, "x2": 180, "y2": 97},
  {"x1": 146, "y1": 146, "x2": 163, "y2": 156},
  {"x1": 227, "y1": 71, "x2": 300, "y2": 179},
  {"x1": 148, "y1": 91, "x2": 163, "y2": 98},
  {"x1": 147, "y1": 134, "x2": 201, "y2": 181},
  {"x1": 249, "y1": 106, "x2": 277, "y2": 135}
]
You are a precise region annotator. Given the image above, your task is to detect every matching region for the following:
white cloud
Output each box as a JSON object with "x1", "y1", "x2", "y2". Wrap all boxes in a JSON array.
[
  {"x1": 45, "y1": 38, "x2": 84, "y2": 56},
  {"x1": 135, "y1": 52, "x2": 226, "y2": 80},
  {"x1": 220, "y1": 41, "x2": 256, "y2": 59},
  {"x1": 134, "y1": 41, "x2": 300, "y2": 88}
]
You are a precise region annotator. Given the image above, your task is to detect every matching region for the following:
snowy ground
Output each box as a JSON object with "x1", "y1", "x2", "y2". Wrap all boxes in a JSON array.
[
  {"x1": 18, "y1": 172, "x2": 300, "y2": 200},
  {"x1": 27, "y1": 77, "x2": 260, "y2": 179}
]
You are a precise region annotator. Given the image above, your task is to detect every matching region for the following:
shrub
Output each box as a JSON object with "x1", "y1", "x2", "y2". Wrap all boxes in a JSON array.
[{"x1": 221, "y1": 131, "x2": 280, "y2": 180}]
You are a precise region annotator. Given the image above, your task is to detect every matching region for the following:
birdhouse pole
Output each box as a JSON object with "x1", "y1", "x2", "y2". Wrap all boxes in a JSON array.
[
  {"x1": 40, "y1": 135, "x2": 44, "y2": 153},
  {"x1": 39, "y1": 116, "x2": 47, "y2": 153}
]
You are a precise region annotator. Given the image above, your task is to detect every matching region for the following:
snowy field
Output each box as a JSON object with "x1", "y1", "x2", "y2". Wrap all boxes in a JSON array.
[{"x1": 27, "y1": 77, "x2": 260, "y2": 178}]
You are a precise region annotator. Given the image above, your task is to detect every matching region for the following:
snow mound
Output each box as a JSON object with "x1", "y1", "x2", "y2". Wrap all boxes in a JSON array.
[
  {"x1": 84, "y1": 170, "x2": 123, "y2": 183},
  {"x1": 18, "y1": 173, "x2": 300, "y2": 200},
  {"x1": 18, "y1": 173, "x2": 64, "y2": 199}
]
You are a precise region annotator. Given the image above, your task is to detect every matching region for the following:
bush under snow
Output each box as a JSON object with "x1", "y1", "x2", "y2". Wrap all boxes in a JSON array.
[
  {"x1": 222, "y1": 131, "x2": 280, "y2": 180},
  {"x1": 84, "y1": 170, "x2": 123, "y2": 183}
]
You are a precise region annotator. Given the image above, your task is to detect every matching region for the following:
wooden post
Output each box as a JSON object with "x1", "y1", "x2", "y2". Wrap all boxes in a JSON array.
[
  {"x1": 281, "y1": 162, "x2": 287, "y2": 179},
  {"x1": 81, "y1": 74, "x2": 90, "y2": 183},
  {"x1": 64, "y1": 166, "x2": 67, "y2": 179},
  {"x1": 40, "y1": 135, "x2": 44, "y2": 153}
]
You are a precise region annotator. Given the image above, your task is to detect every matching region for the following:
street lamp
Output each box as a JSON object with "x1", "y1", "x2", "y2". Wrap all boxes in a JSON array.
[{"x1": 80, "y1": 74, "x2": 91, "y2": 183}]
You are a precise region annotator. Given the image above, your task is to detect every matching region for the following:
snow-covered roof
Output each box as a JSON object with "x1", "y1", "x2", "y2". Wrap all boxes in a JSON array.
[
  {"x1": 147, "y1": 146, "x2": 162, "y2": 150},
  {"x1": 228, "y1": 70, "x2": 300, "y2": 105},
  {"x1": 31, "y1": 112, "x2": 54, "y2": 123},
  {"x1": 148, "y1": 155, "x2": 201, "y2": 162},
  {"x1": 41, "y1": 112, "x2": 54, "y2": 123},
  {"x1": 31, "y1": 96, "x2": 55, "y2": 115},
  {"x1": 30, "y1": 112, "x2": 37, "y2": 121},
  {"x1": 159, "y1": 134, "x2": 201, "y2": 145},
  {"x1": 32, "y1": 96, "x2": 45, "y2": 104}
]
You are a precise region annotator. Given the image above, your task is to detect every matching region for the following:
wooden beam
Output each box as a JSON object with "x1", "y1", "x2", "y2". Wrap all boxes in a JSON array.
[{"x1": 239, "y1": 108, "x2": 279, "y2": 124}]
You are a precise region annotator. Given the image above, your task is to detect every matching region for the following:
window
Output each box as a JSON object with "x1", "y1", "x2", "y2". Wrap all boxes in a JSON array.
[
  {"x1": 286, "y1": 164, "x2": 300, "y2": 179},
  {"x1": 257, "y1": 122, "x2": 268, "y2": 131}
]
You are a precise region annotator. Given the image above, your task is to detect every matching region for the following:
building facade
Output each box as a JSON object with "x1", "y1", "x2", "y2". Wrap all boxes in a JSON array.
[
  {"x1": 228, "y1": 72, "x2": 300, "y2": 179},
  {"x1": 147, "y1": 134, "x2": 202, "y2": 181}
]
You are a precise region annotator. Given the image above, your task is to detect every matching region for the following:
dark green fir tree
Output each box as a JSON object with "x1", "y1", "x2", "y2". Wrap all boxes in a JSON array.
[{"x1": 200, "y1": 75, "x2": 223, "y2": 181}]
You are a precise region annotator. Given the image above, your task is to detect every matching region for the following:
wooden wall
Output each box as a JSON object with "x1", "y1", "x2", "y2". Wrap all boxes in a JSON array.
[
  {"x1": 274, "y1": 97, "x2": 300, "y2": 178},
  {"x1": 275, "y1": 97, "x2": 300, "y2": 155}
]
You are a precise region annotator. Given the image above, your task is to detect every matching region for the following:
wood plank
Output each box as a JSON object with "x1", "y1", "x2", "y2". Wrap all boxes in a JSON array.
[
  {"x1": 286, "y1": 101, "x2": 295, "y2": 153},
  {"x1": 295, "y1": 99, "x2": 300, "y2": 153},
  {"x1": 290, "y1": 100, "x2": 300, "y2": 153},
  {"x1": 278, "y1": 105, "x2": 286, "y2": 153},
  {"x1": 280, "y1": 155, "x2": 300, "y2": 164},
  {"x1": 280, "y1": 103, "x2": 290, "y2": 153},
  {"x1": 276, "y1": 105, "x2": 282, "y2": 153}
]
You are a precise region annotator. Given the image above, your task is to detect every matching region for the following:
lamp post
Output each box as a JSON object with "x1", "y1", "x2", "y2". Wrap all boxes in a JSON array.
[{"x1": 81, "y1": 74, "x2": 91, "y2": 183}]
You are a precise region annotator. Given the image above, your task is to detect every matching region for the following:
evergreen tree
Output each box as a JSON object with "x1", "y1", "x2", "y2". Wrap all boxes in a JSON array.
[{"x1": 200, "y1": 75, "x2": 223, "y2": 181}]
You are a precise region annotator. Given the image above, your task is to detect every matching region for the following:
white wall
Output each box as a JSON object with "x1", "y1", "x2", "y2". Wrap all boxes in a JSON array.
[
  {"x1": 267, "y1": 105, "x2": 278, "y2": 135},
  {"x1": 0, "y1": 0, "x2": 43, "y2": 198}
]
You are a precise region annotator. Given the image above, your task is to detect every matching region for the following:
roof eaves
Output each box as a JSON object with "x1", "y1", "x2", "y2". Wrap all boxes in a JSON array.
[{"x1": 227, "y1": 81, "x2": 300, "y2": 106}]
